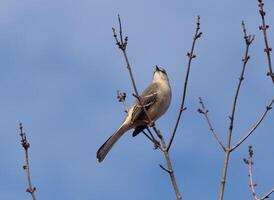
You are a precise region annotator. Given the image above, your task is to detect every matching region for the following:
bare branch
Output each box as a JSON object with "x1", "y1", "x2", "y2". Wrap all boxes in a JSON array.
[
  {"x1": 167, "y1": 15, "x2": 202, "y2": 152},
  {"x1": 261, "y1": 188, "x2": 274, "y2": 200},
  {"x1": 160, "y1": 137, "x2": 182, "y2": 200},
  {"x1": 228, "y1": 21, "x2": 255, "y2": 141},
  {"x1": 231, "y1": 99, "x2": 273, "y2": 152},
  {"x1": 112, "y1": 15, "x2": 182, "y2": 200},
  {"x1": 218, "y1": 21, "x2": 255, "y2": 200},
  {"x1": 198, "y1": 97, "x2": 226, "y2": 151},
  {"x1": 257, "y1": 0, "x2": 274, "y2": 83},
  {"x1": 19, "y1": 123, "x2": 37, "y2": 200},
  {"x1": 244, "y1": 146, "x2": 274, "y2": 200},
  {"x1": 245, "y1": 146, "x2": 260, "y2": 200},
  {"x1": 113, "y1": 16, "x2": 167, "y2": 144},
  {"x1": 112, "y1": 15, "x2": 157, "y2": 130},
  {"x1": 159, "y1": 164, "x2": 172, "y2": 174}
]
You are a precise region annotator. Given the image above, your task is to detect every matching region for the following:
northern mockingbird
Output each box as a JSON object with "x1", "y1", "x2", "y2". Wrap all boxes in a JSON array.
[{"x1": 97, "y1": 66, "x2": 172, "y2": 162}]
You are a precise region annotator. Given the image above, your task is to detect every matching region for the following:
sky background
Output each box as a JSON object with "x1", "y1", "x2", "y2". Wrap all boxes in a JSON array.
[{"x1": 0, "y1": 0, "x2": 273, "y2": 199}]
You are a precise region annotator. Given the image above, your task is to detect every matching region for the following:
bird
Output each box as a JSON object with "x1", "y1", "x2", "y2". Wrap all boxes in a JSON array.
[{"x1": 96, "y1": 66, "x2": 172, "y2": 162}]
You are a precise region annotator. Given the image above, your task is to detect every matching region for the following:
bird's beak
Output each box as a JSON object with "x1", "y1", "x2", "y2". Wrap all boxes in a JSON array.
[{"x1": 155, "y1": 65, "x2": 160, "y2": 71}]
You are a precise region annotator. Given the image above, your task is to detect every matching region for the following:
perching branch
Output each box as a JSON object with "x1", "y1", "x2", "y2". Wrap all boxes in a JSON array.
[
  {"x1": 218, "y1": 21, "x2": 255, "y2": 200},
  {"x1": 113, "y1": 15, "x2": 164, "y2": 144},
  {"x1": 230, "y1": 99, "x2": 273, "y2": 152},
  {"x1": 198, "y1": 97, "x2": 226, "y2": 152},
  {"x1": 112, "y1": 15, "x2": 182, "y2": 200},
  {"x1": 167, "y1": 15, "x2": 202, "y2": 152},
  {"x1": 112, "y1": 15, "x2": 154, "y2": 126},
  {"x1": 19, "y1": 123, "x2": 37, "y2": 200},
  {"x1": 244, "y1": 146, "x2": 274, "y2": 200},
  {"x1": 257, "y1": 0, "x2": 274, "y2": 83}
]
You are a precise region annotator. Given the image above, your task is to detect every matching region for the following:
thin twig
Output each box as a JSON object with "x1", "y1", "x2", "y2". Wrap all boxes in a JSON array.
[
  {"x1": 230, "y1": 99, "x2": 273, "y2": 152},
  {"x1": 159, "y1": 164, "x2": 172, "y2": 174},
  {"x1": 261, "y1": 188, "x2": 274, "y2": 200},
  {"x1": 167, "y1": 16, "x2": 202, "y2": 152},
  {"x1": 19, "y1": 123, "x2": 37, "y2": 200},
  {"x1": 113, "y1": 18, "x2": 162, "y2": 148},
  {"x1": 117, "y1": 90, "x2": 128, "y2": 113},
  {"x1": 112, "y1": 15, "x2": 182, "y2": 200},
  {"x1": 218, "y1": 21, "x2": 255, "y2": 200},
  {"x1": 244, "y1": 146, "x2": 260, "y2": 200},
  {"x1": 198, "y1": 97, "x2": 226, "y2": 151},
  {"x1": 112, "y1": 16, "x2": 154, "y2": 127},
  {"x1": 244, "y1": 146, "x2": 274, "y2": 200},
  {"x1": 257, "y1": 0, "x2": 274, "y2": 83}
]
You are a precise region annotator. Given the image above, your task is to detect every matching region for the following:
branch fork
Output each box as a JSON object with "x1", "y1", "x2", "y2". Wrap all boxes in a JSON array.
[{"x1": 199, "y1": 21, "x2": 273, "y2": 200}]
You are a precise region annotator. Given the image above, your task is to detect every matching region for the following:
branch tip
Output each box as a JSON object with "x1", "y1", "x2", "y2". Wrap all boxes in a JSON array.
[
  {"x1": 257, "y1": 0, "x2": 274, "y2": 83},
  {"x1": 167, "y1": 15, "x2": 202, "y2": 152},
  {"x1": 19, "y1": 123, "x2": 37, "y2": 200}
]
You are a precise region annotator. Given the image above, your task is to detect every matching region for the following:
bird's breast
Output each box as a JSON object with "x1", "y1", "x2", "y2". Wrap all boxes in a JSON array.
[{"x1": 149, "y1": 82, "x2": 171, "y2": 121}]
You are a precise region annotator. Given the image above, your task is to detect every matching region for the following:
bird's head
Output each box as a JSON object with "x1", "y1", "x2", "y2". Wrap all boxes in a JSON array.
[{"x1": 153, "y1": 65, "x2": 169, "y2": 82}]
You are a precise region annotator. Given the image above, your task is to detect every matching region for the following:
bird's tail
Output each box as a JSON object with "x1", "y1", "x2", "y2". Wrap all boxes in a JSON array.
[{"x1": 96, "y1": 124, "x2": 129, "y2": 162}]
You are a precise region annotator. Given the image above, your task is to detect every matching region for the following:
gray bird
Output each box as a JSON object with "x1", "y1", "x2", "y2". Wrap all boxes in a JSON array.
[{"x1": 97, "y1": 66, "x2": 172, "y2": 162}]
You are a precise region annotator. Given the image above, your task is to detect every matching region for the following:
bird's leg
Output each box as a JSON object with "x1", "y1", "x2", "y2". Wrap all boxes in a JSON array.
[
  {"x1": 142, "y1": 119, "x2": 155, "y2": 127},
  {"x1": 146, "y1": 128, "x2": 161, "y2": 150},
  {"x1": 148, "y1": 120, "x2": 155, "y2": 127}
]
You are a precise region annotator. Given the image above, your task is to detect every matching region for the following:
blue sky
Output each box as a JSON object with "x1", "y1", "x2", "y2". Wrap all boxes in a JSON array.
[{"x1": 0, "y1": 0, "x2": 273, "y2": 199}]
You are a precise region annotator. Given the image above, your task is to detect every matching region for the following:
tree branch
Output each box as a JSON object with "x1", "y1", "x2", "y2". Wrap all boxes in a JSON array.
[
  {"x1": 245, "y1": 146, "x2": 260, "y2": 200},
  {"x1": 159, "y1": 164, "x2": 172, "y2": 174},
  {"x1": 112, "y1": 16, "x2": 154, "y2": 127},
  {"x1": 257, "y1": 0, "x2": 274, "y2": 83},
  {"x1": 261, "y1": 188, "x2": 274, "y2": 200},
  {"x1": 230, "y1": 99, "x2": 273, "y2": 152},
  {"x1": 19, "y1": 123, "x2": 37, "y2": 200},
  {"x1": 218, "y1": 21, "x2": 255, "y2": 200},
  {"x1": 198, "y1": 97, "x2": 226, "y2": 152},
  {"x1": 159, "y1": 136, "x2": 182, "y2": 200},
  {"x1": 112, "y1": 15, "x2": 182, "y2": 200},
  {"x1": 244, "y1": 146, "x2": 274, "y2": 200},
  {"x1": 167, "y1": 15, "x2": 202, "y2": 152}
]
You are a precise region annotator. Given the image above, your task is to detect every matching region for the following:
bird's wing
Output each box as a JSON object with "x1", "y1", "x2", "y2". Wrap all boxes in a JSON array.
[{"x1": 131, "y1": 83, "x2": 159, "y2": 123}]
